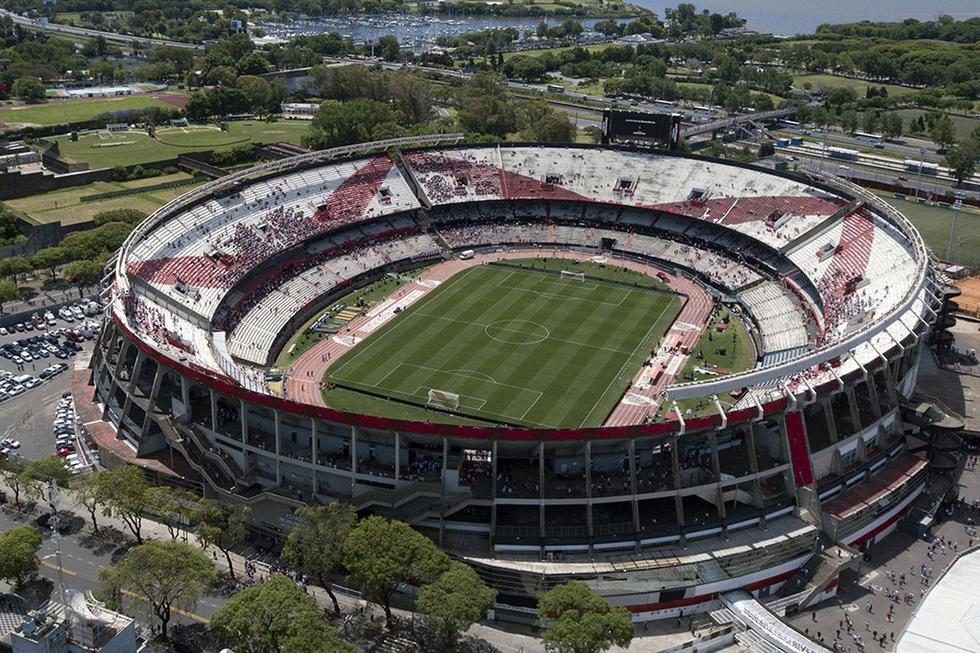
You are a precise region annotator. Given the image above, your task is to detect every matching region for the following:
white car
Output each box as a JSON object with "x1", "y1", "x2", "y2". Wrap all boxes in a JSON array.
[
  {"x1": 1, "y1": 438, "x2": 20, "y2": 449},
  {"x1": 24, "y1": 378, "x2": 42, "y2": 389},
  {"x1": 7, "y1": 385, "x2": 24, "y2": 396}
]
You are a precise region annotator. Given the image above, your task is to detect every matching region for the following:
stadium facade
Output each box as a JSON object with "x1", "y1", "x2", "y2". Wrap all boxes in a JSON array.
[{"x1": 83, "y1": 138, "x2": 953, "y2": 621}]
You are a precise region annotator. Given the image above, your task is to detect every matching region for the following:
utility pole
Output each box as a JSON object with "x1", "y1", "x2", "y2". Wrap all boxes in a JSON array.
[
  {"x1": 915, "y1": 146, "x2": 925, "y2": 201},
  {"x1": 48, "y1": 480, "x2": 69, "y2": 615}
]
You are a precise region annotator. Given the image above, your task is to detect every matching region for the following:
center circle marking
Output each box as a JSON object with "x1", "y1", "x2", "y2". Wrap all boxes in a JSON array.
[{"x1": 484, "y1": 320, "x2": 550, "y2": 345}]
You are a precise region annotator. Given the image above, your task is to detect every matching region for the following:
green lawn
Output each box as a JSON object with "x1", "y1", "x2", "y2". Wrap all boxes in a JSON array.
[
  {"x1": 793, "y1": 74, "x2": 916, "y2": 98},
  {"x1": 888, "y1": 109, "x2": 979, "y2": 142},
  {"x1": 324, "y1": 261, "x2": 681, "y2": 428},
  {"x1": 0, "y1": 95, "x2": 173, "y2": 127},
  {"x1": 877, "y1": 192, "x2": 980, "y2": 267},
  {"x1": 5, "y1": 172, "x2": 201, "y2": 226},
  {"x1": 53, "y1": 121, "x2": 311, "y2": 168},
  {"x1": 672, "y1": 306, "x2": 756, "y2": 416}
]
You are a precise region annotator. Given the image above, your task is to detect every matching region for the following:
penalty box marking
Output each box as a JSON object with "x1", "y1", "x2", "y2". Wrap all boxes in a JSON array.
[
  {"x1": 366, "y1": 363, "x2": 543, "y2": 422},
  {"x1": 494, "y1": 269, "x2": 631, "y2": 307}
]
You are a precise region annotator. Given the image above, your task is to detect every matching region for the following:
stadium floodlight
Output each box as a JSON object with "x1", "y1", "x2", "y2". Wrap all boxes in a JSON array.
[
  {"x1": 560, "y1": 270, "x2": 586, "y2": 282},
  {"x1": 427, "y1": 389, "x2": 460, "y2": 411}
]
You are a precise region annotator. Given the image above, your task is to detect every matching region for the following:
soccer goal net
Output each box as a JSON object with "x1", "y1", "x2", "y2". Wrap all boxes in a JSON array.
[
  {"x1": 427, "y1": 389, "x2": 460, "y2": 411},
  {"x1": 560, "y1": 270, "x2": 586, "y2": 281}
]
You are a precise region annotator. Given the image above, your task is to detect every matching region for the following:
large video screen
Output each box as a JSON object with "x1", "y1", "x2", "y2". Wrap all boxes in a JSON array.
[{"x1": 604, "y1": 110, "x2": 679, "y2": 142}]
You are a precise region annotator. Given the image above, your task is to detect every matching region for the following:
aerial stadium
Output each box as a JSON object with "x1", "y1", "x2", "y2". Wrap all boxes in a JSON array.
[{"x1": 79, "y1": 135, "x2": 957, "y2": 622}]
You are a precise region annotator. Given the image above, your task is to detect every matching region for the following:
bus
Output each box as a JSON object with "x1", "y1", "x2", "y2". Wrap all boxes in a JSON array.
[
  {"x1": 693, "y1": 105, "x2": 715, "y2": 116},
  {"x1": 779, "y1": 119, "x2": 801, "y2": 129},
  {"x1": 654, "y1": 99, "x2": 676, "y2": 109},
  {"x1": 546, "y1": 84, "x2": 565, "y2": 94},
  {"x1": 854, "y1": 131, "x2": 883, "y2": 147}
]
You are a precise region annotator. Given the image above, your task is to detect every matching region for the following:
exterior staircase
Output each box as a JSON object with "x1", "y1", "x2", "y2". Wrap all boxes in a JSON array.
[{"x1": 773, "y1": 534, "x2": 859, "y2": 611}]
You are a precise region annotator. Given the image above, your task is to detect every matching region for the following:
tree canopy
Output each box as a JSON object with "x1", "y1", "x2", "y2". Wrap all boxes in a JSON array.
[
  {"x1": 537, "y1": 581, "x2": 634, "y2": 653},
  {"x1": 342, "y1": 516, "x2": 450, "y2": 628},
  {"x1": 282, "y1": 503, "x2": 357, "y2": 614},
  {"x1": 0, "y1": 526, "x2": 42, "y2": 588},
  {"x1": 101, "y1": 540, "x2": 215, "y2": 639},
  {"x1": 210, "y1": 575, "x2": 354, "y2": 653},
  {"x1": 417, "y1": 561, "x2": 496, "y2": 651}
]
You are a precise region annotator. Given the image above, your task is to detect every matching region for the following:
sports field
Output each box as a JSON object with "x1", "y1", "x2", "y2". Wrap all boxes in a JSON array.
[
  {"x1": 324, "y1": 262, "x2": 681, "y2": 428},
  {"x1": 52, "y1": 121, "x2": 311, "y2": 168},
  {"x1": 0, "y1": 95, "x2": 175, "y2": 127},
  {"x1": 5, "y1": 172, "x2": 202, "y2": 226},
  {"x1": 876, "y1": 192, "x2": 980, "y2": 267}
]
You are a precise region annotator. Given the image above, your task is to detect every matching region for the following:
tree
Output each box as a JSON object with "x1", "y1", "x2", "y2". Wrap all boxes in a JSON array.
[
  {"x1": 96, "y1": 465, "x2": 151, "y2": 543},
  {"x1": 0, "y1": 280, "x2": 16, "y2": 307},
  {"x1": 307, "y1": 99, "x2": 393, "y2": 150},
  {"x1": 945, "y1": 142, "x2": 977, "y2": 186},
  {"x1": 238, "y1": 75, "x2": 274, "y2": 116},
  {"x1": 0, "y1": 526, "x2": 42, "y2": 588},
  {"x1": 840, "y1": 110, "x2": 858, "y2": 135},
  {"x1": 0, "y1": 256, "x2": 31, "y2": 283},
  {"x1": 236, "y1": 51, "x2": 270, "y2": 76},
  {"x1": 282, "y1": 503, "x2": 357, "y2": 615},
  {"x1": 342, "y1": 516, "x2": 450, "y2": 628},
  {"x1": 0, "y1": 457, "x2": 28, "y2": 506},
  {"x1": 517, "y1": 100, "x2": 574, "y2": 143},
  {"x1": 30, "y1": 247, "x2": 67, "y2": 281},
  {"x1": 881, "y1": 112, "x2": 903, "y2": 140},
  {"x1": 93, "y1": 208, "x2": 145, "y2": 225},
  {"x1": 210, "y1": 575, "x2": 354, "y2": 653},
  {"x1": 21, "y1": 456, "x2": 71, "y2": 503},
  {"x1": 147, "y1": 485, "x2": 197, "y2": 540},
  {"x1": 193, "y1": 499, "x2": 250, "y2": 580},
  {"x1": 930, "y1": 114, "x2": 956, "y2": 151},
  {"x1": 70, "y1": 471, "x2": 107, "y2": 533},
  {"x1": 101, "y1": 540, "x2": 215, "y2": 639},
  {"x1": 456, "y1": 72, "x2": 517, "y2": 139},
  {"x1": 387, "y1": 71, "x2": 432, "y2": 125},
  {"x1": 417, "y1": 562, "x2": 496, "y2": 651},
  {"x1": 14, "y1": 76, "x2": 46, "y2": 102},
  {"x1": 377, "y1": 34, "x2": 400, "y2": 62},
  {"x1": 63, "y1": 260, "x2": 103, "y2": 289},
  {"x1": 537, "y1": 581, "x2": 633, "y2": 653}
]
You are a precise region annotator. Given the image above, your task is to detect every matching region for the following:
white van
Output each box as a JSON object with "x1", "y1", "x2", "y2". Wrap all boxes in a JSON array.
[{"x1": 459, "y1": 250, "x2": 475, "y2": 260}]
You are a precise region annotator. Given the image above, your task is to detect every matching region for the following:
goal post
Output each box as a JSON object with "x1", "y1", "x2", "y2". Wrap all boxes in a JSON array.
[
  {"x1": 427, "y1": 389, "x2": 460, "y2": 411},
  {"x1": 560, "y1": 270, "x2": 586, "y2": 282}
]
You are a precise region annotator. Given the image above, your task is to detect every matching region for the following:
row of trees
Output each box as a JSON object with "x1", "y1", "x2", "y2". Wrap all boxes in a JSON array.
[
  {"x1": 0, "y1": 457, "x2": 633, "y2": 652},
  {"x1": 0, "y1": 209, "x2": 142, "y2": 303}
]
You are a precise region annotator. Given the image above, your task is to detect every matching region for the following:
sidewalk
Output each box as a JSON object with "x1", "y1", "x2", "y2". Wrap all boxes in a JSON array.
[{"x1": 0, "y1": 477, "x2": 700, "y2": 652}]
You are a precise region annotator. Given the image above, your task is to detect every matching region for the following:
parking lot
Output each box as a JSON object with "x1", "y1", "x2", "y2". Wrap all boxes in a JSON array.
[{"x1": 0, "y1": 303, "x2": 100, "y2": 468}]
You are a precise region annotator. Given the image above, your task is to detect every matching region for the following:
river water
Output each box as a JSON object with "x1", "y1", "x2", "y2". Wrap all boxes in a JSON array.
[
  {"x1": 257, "y1": 2, "x2": 979, "y2": 51},
  {"x1": 631, "y1": 0, "x2": 979, "y2": 36}
]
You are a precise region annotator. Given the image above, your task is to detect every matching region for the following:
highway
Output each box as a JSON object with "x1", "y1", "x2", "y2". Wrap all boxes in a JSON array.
[{"x1": 0, "y1": 8, "x2": 204, "y2": 50}]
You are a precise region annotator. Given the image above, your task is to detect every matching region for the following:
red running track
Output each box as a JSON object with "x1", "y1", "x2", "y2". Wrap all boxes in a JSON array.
[{"x1": 285, "y1": 249, "x2": 714, "y2": 428}]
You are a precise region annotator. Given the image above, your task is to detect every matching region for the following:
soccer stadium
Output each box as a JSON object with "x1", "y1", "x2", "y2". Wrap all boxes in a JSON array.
[{"x1": 80, "y1": 136, "x2": 955, "y2": 622}]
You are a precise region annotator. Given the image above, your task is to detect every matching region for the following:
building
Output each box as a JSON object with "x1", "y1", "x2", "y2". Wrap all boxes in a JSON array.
[
  {"x1": 80, "y1": 139, "x2": 948, "y2": 622},
  {"x1": 2, "y1": 591, "x2": 140, "y2": 653}
]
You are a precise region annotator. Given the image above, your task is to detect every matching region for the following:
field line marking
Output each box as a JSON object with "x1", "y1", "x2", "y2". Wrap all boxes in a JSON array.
[
  {"x1": 325, "y1": 268, "x2": 476, "y2": 378},
  {"x1": 495, "y1": 269, "x2": 627, "y2": 307},
  {"x1": 579, "y1": 298, "x2": 677, "y2": 427},
  {"x1": 413, "y1": 312, "x2": 631, "y2": 355}
]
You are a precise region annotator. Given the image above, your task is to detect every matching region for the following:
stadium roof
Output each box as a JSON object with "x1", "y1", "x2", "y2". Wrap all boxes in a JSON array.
[{"x1": 896, "y1": 548, "x2": 980, "y2": 653}]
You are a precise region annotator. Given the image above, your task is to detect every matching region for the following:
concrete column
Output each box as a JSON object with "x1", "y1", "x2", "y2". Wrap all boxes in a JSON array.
[
  {"x1": 671, "y1": 435, "x2": 684, "y2": 529},
  {"x1": 394, "y1": 433, "x2": 401, "y2": 480},
  {"x1": 311, "y1": 419, "x2": 319, "y2": 496},
  {"x1": 274, "y1": 409, "x2": 282, "y2": 485},
  {"x1": 490, "y1": 440, "x2": 498, "y2": 551},
  {"x1": 239, "y1": 399, "x2": 248, "y2": 445},
  {"x1": 628, "y1": 440, "x2": 640, "y2": 535},
  {"x1": 822, "y1": 397, "x2": 839, "y2": 444},
  {"x1": 864, "y1": 378, "x2": 883, "y2": 421},
  {"x1": 350, "y1": 426, "x2": 358, "y2": 475},
  {"x1": 845, "y1": 386, "x2": 862, "y2": 433},
  {"x1": 744, "y1": 424, "x2": 763, "y2": 509},
  {"x1": 539, "y1": 442, "x2": 546, "y2": 540},
  {"x1": 209, "y1": 390, "x2": 217, "y2": 434}
]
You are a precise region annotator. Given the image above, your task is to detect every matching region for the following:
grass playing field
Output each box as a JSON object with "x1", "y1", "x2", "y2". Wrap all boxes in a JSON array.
[
  {"x1": 4, "y1": 172, "x2": 202, "y2": 226},
  {"x1": 51, "y1": 121, "x2": 311, "y2": 168},
  {"x1": 875, "y1": 191, "x2": 980, "y2": 267},
  {"x1": 0, "y1": 95, "x2": 175, "y2": 127},
  {"x1": 324, "y1": 262, "x2": 682, "y2": 428}
]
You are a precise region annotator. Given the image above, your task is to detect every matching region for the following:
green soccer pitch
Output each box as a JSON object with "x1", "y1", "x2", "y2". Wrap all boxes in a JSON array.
[{"x1": 324, "y1": 262, "x2": 682, "y2": 428}]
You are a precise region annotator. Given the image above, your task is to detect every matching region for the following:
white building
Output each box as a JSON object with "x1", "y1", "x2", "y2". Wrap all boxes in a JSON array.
[{"x1": 6, "y1": 592, "x2": 141, "y2": 653}]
